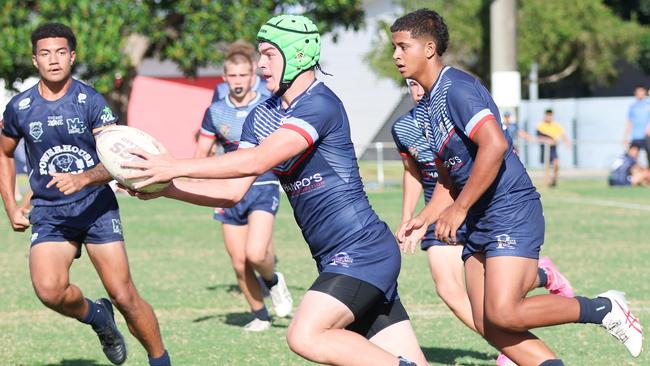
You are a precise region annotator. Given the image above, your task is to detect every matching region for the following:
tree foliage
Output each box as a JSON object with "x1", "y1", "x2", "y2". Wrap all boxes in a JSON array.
[
  {"x1": 0, "y1": 0, "x2": 364, "y2": 119},
  {"x1": 366, "y1": 0, "x2": 648, "y2": 89}
]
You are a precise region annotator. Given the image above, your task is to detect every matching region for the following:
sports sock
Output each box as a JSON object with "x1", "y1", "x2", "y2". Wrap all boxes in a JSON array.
[
  {"x1": 148, "y1": 350, "x2": 171, "y2": 366},
  {"x1": 263, "y1": 273, "x2": 278, "y2": 288},
  {"x1": 398, "y1": 356, "x2": 417, "y2": 365},
  {"x1": 576, "y1": 296, "x2": 612, "y2": 324},
  {"x1": 539, "y1": 359, "x2": 564, "y2": 366},
  {"x1": 537, "y1": 267, "x2": 548, "y2": 288},
  {"x1": 253, "y1": 306, "x2": 270, "y2": 321},
  {"x1": 79, "y1": 298, "x2": 109, "y2": 330}
]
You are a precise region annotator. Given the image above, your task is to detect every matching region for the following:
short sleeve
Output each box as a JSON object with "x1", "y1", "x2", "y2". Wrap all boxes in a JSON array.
[
  {"x1": 239, "y1": 111, "x2": 258, "y2": 149},
  {"x1": 199, "y1": 107, "x2": 216, "y2": 139},
  {"x1": 447, "y1": 79, "x2": 496, "y2": 139},
  {"x1": 1, "y1": 102, "x2": 21, "y2": 138},
  {"x1": 88, "y1": 92, "x2": 118, "y2": 129},
  {"x1": 390, "y1": 120, "x2": 410, "y2": 158},
  {"x1": 280, "y1": 94, "x2": 337, "y2": 146}
]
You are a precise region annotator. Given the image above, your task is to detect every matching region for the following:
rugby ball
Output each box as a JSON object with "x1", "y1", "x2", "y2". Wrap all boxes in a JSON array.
[{"x1": 96, "y1": 125, "x2": 170, "y2": 193}]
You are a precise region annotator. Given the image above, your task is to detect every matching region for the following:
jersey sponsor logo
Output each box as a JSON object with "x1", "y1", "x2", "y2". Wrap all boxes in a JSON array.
[
  {"x1": 77, "y1": 93, "x2": 87, "y2": 104},
  {"x1": 100, "y1": 106, "x2": 116, "y2": 124},
  {"x1": 29, "y1": 121, "x2": 44, "y2": 141},
  {"x1": 111, "y1": 219, "x2": 123, "y2": 234},
  {"x1": 281, "y1": 173, "x2": 324, "y2": 196},
  {"x1": 495, "y1": 234, "x2": 517, "y2": 250},
  {"x1": 38, "y1": 145, "x2": 95, "y2": 175},
  {"x1": 18, "y1": 97, "x2": 31, "y2": 110},
  {"x1": 47, "y1": 115, "x2": 64, "y2": 127},
  {"x1": 329, "y1": 252, "x2": 353, "y2": 268},
  {"x1": 66, "y1": 118, "x2": 87, "y2": 134},
  {"x1": 442, "y1": 156, "x2": 463, "y2": 170}
]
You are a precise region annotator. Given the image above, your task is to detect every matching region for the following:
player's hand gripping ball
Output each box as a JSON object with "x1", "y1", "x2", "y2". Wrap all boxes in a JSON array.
[{"x1": 96, "y1": 125, "x2": 170, "y2": 193}]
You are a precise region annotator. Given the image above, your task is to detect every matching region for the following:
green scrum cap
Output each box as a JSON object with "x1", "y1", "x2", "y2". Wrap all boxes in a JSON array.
[{"x1": 257, "y1": 14, "x2": 321, "y2": 86}]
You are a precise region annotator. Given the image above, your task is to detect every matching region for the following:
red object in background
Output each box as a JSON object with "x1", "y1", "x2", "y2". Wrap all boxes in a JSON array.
[{"x1": 127, "y1": 76, "x2": 223, "y2": 158}]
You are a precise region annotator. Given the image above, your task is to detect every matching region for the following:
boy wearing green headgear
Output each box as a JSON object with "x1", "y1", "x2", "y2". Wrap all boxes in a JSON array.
[{"x1": 123, "y1": 14, "x2": 428, "y2": 366}]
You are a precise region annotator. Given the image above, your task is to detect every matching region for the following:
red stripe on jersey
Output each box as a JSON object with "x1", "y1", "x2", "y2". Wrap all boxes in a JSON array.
[
  {"x1": 199, "y1": 131, "x2": 216, "y2": 140},
  {"x1": 399, "y1": 152, "x2": 410, "y2": 158},
  {"x1": 281, "y1": 124, "x2": 314, "y2": 146},
  {"x1": 438, "y1": 128, "x2": 456, "y2": 156},
  {"x1": 273, "y1": 145, "x2": 316, "y2": 176},
  {"x1": 469, "y1": 114, "x2": 495, "y2": 139}
]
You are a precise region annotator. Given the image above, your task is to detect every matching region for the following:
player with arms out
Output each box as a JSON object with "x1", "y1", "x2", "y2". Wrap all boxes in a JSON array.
[
  {"x1": 393, "y1": 79, "x2": 574, "y2": 366},
  {"x1": 392, "y1": 9, "x2": 642, "y2": 365},
  {"x1": 195, "y1": 40, "x2": 292, "y2": 331},
  {"x1": 0, "y1": 23, "x2": 170, "y2": 366},
  {"x1": 123, "y1": 14, "x2": 428, "y2": 366}
]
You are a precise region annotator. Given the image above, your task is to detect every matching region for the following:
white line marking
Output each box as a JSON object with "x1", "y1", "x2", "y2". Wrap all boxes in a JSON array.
[{"x1": 556, "y1": 197, "x2": 650, "y2": 212}]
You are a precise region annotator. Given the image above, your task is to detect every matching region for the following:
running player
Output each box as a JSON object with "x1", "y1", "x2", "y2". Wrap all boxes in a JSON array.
[
  {"x1": 392, "y1": 9, "x2": 642, "y2": 365},
  {"x1": 124, "y1": 14, "x2": 428, "y2": 366},
  {"x1": 393, "y1": 79, "x2": 573, "y2": 366},
  {"x1": 195, "y1": 41, "x2": 292, "y2": 331},
  {"x1": 0, "y1": 23, "x2": 170, "y2": 366}
]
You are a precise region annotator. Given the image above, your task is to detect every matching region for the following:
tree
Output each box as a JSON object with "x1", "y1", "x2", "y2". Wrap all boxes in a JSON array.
[
  {"x1": 365, "y1": 0, "x2": 647, "y2": 91},
  {"x1": 0, "y1": 0, "x2": 364, "y2": 121}
]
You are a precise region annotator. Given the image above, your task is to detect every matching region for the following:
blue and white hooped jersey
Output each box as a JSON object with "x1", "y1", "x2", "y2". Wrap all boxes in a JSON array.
[
  {"x1": 240, "y1": 81, "x2": 384, "y2": 262},
  {"x1": 391, "y1": 108, "x2": 438, "y2": 202},
  {"x1": 200, "y1": 92, "x2": 276, "y2": 183},
  {"x1": 414, "y1": 66, "x2": 539, "y2": 213},
  {"x1": 1, "y1": 79, "x2": 117, "y2": 206}
]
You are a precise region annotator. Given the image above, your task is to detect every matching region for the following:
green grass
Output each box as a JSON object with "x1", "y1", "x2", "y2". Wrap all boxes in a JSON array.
[{"x1": 1, "y1": 178, "x2": 649, "y2": 365}]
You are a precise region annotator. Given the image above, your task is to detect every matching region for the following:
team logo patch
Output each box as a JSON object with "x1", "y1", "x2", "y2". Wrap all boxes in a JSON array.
[
  {"x1": 100, "y1": 106, "x2": 116, "y2": 124},
  {"x1": 77, "y1": 93, "x2": 87, "y2": 104},
  {"x1": 271, "y1": 196, "x2": 279, "y2": 211},
  {"x1": 18, "y1": 98, "x2": 31, "y2": 110},
  {"x1": 329, "y1": 252, "x2": 353, "y2": 268},
  {"x1": 29, "y1": 121, "x2": 43, "y2": 141},
  {"x1": 31, "y1": 233, "x2": 39, "y2": 243},
  {"x1": 236, "y1": 110, "x2": 248, "y2": 118},
  {"x1": 47, "y1": 115, "x2": 64, "y2": 127},
  {"x1": 219, "y1": 124, "x2": 231, "y2": 138},
  {"x1": 111, "y1": 219, "x2": 123, "y2": 234},
  {"x1": 66, "y1": 118, "x2": 87, "y2": 134},
  {"x1": 495, "y1": 234, "x2": 517, "y2": 250}
]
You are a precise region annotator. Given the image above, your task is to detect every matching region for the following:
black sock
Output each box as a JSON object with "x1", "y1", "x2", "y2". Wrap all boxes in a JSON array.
[
  {"x1": 263, "y1": 273, "x2": 278, "y2": 288},
  {"x1": 576, "y1": 296, "x2": 612, "y2": 324},
  {"x1": 537, "y1": 267, "x2": 548, "y2": 288},
  {"x1": 253, "y1": 306, "x2": 270, "y2": 321},
  {"x1": 539, "y1": 359, "x2": 564, "y2": 366},
  {"x1": 79, "y1": 298, "x2": 108, "y2": 330},
  {"x1": 148, "y1": 350, "x2": 171, "y2": 366}
]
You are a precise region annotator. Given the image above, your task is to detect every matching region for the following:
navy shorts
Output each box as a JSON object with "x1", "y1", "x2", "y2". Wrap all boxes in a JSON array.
[
  {"x1": 30, "y1": 185, "x2": 124, "y2": 246},
  {"x1": 540, "y1": 144, "x2": 558, "y2": 163},
  {"x1": 462, "y1": 198, "x2": 544, "y2": 261},
  {"x1": 420, "y1": 224, "x2": 468, "y2": 251},
  {"x1": 213, "y1": 182, "x2": 280, "y2": 225}
]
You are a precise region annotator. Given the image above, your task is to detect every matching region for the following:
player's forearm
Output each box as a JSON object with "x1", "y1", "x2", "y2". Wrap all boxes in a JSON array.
[
  {"x1": 0, "y1": 155, "x2": 18, "y2": 216},
  {"x1": 455, "y1": 142, "x2": 506, "y2": 211},
  {"x1": 166, "y1": 177, "x2": 249, "y2": 207},
  {"x1": 418, "y1": 181, "x2": 453, "y2": 225},
  {"x1": 401, "y1": 170, "x2": 422, "y2": 222},
  {"x1": 178, "y1": 148, "x2": 265, "y2": 180},
  {"x1": 82, "y1": 163, "x2": 112, "y2": 186}
]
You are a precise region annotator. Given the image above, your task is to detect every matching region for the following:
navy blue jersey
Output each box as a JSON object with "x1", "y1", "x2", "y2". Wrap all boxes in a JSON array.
[
  {"x1": 391, "y1": 108, "x2": 438, "y2": 202},
  {"x1": 414, "y1": 67, "x2": 539, "y2": 214},
  {"x1": 212, "y1": 76, "x2": 272, "y2": 102},
  {"x1": 240, "y1": 81, "x2": 386, "y2": 263},
  {"x1": 2, "y1": 79, "x2": 117, "y2": 206},
  {"x1": 609, "y1": 154, "x2": 635, "y2": 186},
  {"x1": 200, "y1": 92, "x2": 276, "y2": 184}
]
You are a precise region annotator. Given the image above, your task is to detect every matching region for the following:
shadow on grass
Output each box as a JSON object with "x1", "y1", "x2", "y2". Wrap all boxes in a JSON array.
[
  {"x1": 192, "y1": 311, "x2": 288, "y2": 329},
  {"x1": 205, "y1": 283, "x2": 241, "y2": 293},
  {"x1": 45, "y1": 359, "x2": 111, "y2": 366},
  {"x1": 421, "y1": 347, "x2": 495, "y2": 365}
]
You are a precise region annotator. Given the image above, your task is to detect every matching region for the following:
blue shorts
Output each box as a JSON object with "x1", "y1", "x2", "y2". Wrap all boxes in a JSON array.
[
  {"x1": 213, "y1": 182, "x2": 280, "y2": 225},
  {"x1": 30, "y1": 185, "x2": 124, "y2": 246},
  {"x1": 420, "y1": 224, "x2": 468, "y2": 251},
  {"x1": 462, "y1": 198, "x2": 544, "y2": 261},
  {"x1": 319, "y1": 221, "x2": 401, "y2": 302}
]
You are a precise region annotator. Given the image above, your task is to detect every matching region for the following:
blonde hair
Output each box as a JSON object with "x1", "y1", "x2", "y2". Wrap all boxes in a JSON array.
[{"x1": 224, "y1": 40, "x2": 256, "y2": 71}]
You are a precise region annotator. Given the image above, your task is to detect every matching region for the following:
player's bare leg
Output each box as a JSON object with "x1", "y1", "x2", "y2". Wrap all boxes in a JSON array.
[
  {"x1": 245, "y1": 211, "x2": 276, "y2": 280},
  {"x1": 369, "y1": 320, "x2": 428, "y2": 365},
  {"x1": 222, "y1": 224, "x2": 265, "y2": 312},
  {"x1": 287, "y1": 290, "x2": 411, "y2": 365},
  {"x1": 87, "y1": 241, "x2": 166, "y2": 358}
]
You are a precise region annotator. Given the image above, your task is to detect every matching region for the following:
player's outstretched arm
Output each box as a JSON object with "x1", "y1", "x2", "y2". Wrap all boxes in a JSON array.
[
  {"x1": 0, "y1": 134, "x2": 30, "y2": 231},
  {"x1": 123, "y1": 128, "x2": 309, "y2": 190},
  {"x1": 400, "y1": 156, "x2": 423, "y2": 224}
]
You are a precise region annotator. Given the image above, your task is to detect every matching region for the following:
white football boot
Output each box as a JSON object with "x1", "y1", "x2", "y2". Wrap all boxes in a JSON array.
[
  {"x1": 598, "y1": 290, "x2": 643, "y2": 357},
  {"x1": 269, "y1": 272, "x2": 293, "y2": 318}
]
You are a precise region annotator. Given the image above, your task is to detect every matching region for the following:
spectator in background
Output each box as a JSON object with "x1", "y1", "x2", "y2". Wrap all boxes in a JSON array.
[
  {"x1": 624, "y1": 85, "x2": 650, "y2": 167},
  {"x1": 503, "y1": 111, "x2": 534, "y2": 153},
  {"x1": 536, "y1": 109, "x2": 571, "y2": 187},
  {"x1": 608, "y1": 145, "x2": 650, "y2": 187},
  {"x1": 211, "y1": 40, "x2": 271, "y2": 102}
]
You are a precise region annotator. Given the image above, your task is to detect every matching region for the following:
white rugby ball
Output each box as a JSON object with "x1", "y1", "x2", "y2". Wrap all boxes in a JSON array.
[{"x1": 96, "y1": 125, "x2": 170, "y2": 193}]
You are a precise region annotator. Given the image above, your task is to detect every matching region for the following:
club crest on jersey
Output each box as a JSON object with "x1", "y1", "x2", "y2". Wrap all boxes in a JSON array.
[
  {"x1": 66, "y1": 118, "x2": 87, "y2": 134},
  {"x1": 100, "y1": 106, "x2": 116, "y2": 124},
  {"x1": 495, "y1": 234, "x2": 517, "y2": 250},
  {"x1": 329, "y1": 252, "x2": 353, "y2": 268},
  {"x1": 18, "y1": 97, "x2": 31, "y2": 110},
  {"x1": 29, "y1": 121, "x2": 43, "y2": 141},
  {"x1": 77, "y1": 93, "x2": 87, "y2": 104},
  {"x1": 219, "y1": 124, "x2": 231, "y2": 138}
]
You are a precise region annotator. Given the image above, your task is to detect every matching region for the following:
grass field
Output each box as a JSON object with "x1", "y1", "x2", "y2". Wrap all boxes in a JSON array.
[{"x1": 1, "y1": 177, "x2": 649, "y2": 365}]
